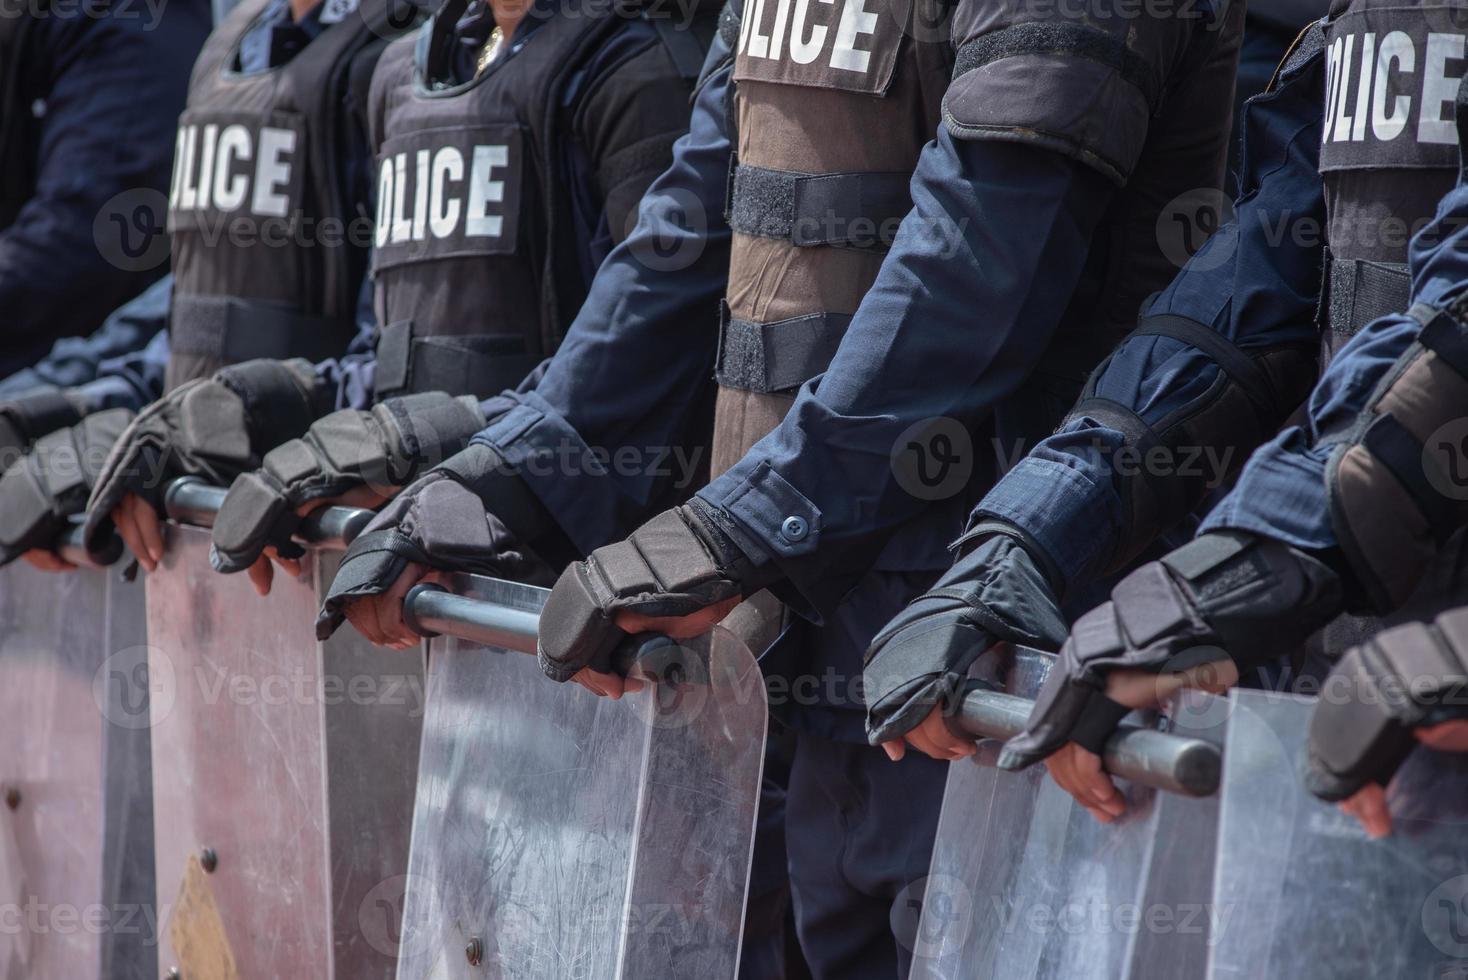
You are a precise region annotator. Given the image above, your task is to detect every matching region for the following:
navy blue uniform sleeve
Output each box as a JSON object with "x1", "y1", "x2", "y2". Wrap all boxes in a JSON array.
[
  {"x1": 469, "y1": 52, "x2": 734, "y2": 555},
  {"x1": 0, "y1": 1, "x2": 208, "y2": 375},
  {"x1": 317, "y1": 271, "x2": 380, "y2": 410},
  {"x1": 81, "y1": 325, "x2": 171, "y2": 412},
  {"x1": 1202, "y1": 180, "x2": 1468, "y2": 548},
  {"x1": 970, "y1": 37, "x2": 1328, "y2": 594},
  {"x1": 0, "y1": 272, "x2": 171, "y2": 397},
  {"x1": 694, "y1": 133, "x2": 1114, "y2": 618}
]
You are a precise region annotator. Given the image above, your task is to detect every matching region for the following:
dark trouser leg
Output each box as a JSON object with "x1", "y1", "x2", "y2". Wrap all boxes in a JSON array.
[{"x1": 785, "y1": 732, "x2": 948, "y2": 980}]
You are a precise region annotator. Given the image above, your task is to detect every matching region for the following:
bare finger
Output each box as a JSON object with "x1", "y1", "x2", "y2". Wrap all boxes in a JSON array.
[
  {"x1": 23, "y1": 549, "x2": 76, "y2": 573},
  {"x1": 246, "y1": 555, "x2": 273, "y2": 596},
  {"x1": 133, "y1": 496, "x2": 165, "y2": 567}
]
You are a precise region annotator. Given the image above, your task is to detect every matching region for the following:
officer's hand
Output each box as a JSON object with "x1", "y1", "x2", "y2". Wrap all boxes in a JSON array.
[
  {"x1": 1306, "y1": 609, "x2": 1468, "y2": 825},
  {"x1": 339, "y1": 562, "x2": 443, "y2": 649},
  {"x1": 1042, "y1": 660, "x2": 1239, "y2": 823},
  {"x1": 565, "y1": 602, "x2": 741, "y2": 701},
  {"x1": 865, "y1": 528, "x2": 1067, "y2": 762},
  {"x1": 879, "y1": 704, "x2": 976, "y2": 763},
  {"x1": 0, "y1": 410, "x2": 135, "y2": 570},
  {"x1": 1000, "y1": 532, "x2": 1340, "y2": 778},
  {"x1": 612, "y1": 598, "x2": 744, "y2": 639},
  {"x1": 84, "y1": 360, "x2": 331, "y2": 566},
  {"x1": 0, "y1": 387, "x2": 87, "y2": 474},
  {"x1": 242, "y1": 487, "x2": 396, "y2": 596},
  {"x1": 537, "y1": 500, "x2": 763, "y2": 686},
  {"x1": 1337, "y1": 721, "x2": 1468, "y2": 838},
  {"x1": 244, "y1": 546, "x2": 303, "y2": 596},
  {"x1": 22, "y1": 549, "x2": 77, "y2": 573},
  {"x1": 112, "y1": 492, "x2": 165, "y2": 572},
  {"x1": 316, "y1": 452, "x2": 555, "y2": 642},
  {"x1": 211, "y1": 394, "x2": 483, "y2": 576}
]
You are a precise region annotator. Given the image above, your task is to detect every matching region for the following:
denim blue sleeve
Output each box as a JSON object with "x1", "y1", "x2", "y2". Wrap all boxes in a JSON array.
[
  {"x1": 316, "y1": 271, "x2": 380, "y2": 411},
  {"x1": 694, "y1": 131, "x2": 1115, "y2": 618},
  {"x1": 0, "y1": 273, "x2": 172, "y2": 398},
  {"x1": 469, "y1": 52, "x2": 734, "y2": 555},
  {"x1": 78, "y1": 327, "x2": 171, "y2": 412},
  {"x1": 970, "y1": 37, "x2": 1329, "y2": 595},
  {"x1": 0, "y1": 0, "x2": 209, "y2": 376},
  {"x1": 1202, "y1": 180, "x2": 1468, "y2": 547}
]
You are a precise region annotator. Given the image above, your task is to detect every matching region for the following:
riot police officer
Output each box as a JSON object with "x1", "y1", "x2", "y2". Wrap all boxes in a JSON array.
[
  {"x1": 0, "y1": 0, "x2": 209, "y2": 378},
  {"x1": 0, "y1": 0, "x2": 412, "y2": 568},
  {"x1": 897, "y1": 2, "x2": 1468, "y2": 823},
  {"x1": 318, "y1": 0, "x2": 1253, "y2": 972},
  {"x1": 193, "y1": 0, "x2": 716, "y2": 595}
]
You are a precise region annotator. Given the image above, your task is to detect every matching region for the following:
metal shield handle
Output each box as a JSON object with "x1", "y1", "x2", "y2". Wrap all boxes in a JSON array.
[
  {"x1": 163, "y1": 477, "x2": 376, "y2": 550},
  {"x1": 402, "y1": 582, "x2": 673, "y2": 675},
  {"x1": 54, "y1": 518, "x2": 122, "y2": 569},
  {"x1": 949, "y1": 680, "x2": 1222, "y2": 798}
]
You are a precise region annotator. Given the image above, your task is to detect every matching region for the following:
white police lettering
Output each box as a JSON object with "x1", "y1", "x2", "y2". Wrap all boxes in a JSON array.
[
  {"x1": 1322, "y1": 29, "x2": 1465, "y2": 146},
  {"x1": 375, "y1": 144, "x2": 510, "y2": 244},
  {"x1": 169, "y1": 122, "x2": 299, "y2": 216},
  {"x1": 739, "y1": 0, "x2": 880, "y2": 74}
]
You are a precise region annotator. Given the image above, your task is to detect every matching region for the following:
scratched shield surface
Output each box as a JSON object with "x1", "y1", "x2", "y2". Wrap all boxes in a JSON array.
[
  {"x1": 910, "y1": 651, "x2": 1226, "y2": 980},
  {"x1": 1207, "y1": 690, "x2": 1468, "y2": 980},
  {"x1": 0, "y1": 561, "x2": 154, "y2": 980},
  {"x1": 146, "y1": 525, "x2": 423, "y2": 980},
  {"x1": 395, "y1": 573, "x2": 766, "y2": 980}
]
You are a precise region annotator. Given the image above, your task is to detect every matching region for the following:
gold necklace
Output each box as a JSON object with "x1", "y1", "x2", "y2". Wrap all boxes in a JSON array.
[{"x1": 475, "y1": 26, "x2": 504, "y2": 77}]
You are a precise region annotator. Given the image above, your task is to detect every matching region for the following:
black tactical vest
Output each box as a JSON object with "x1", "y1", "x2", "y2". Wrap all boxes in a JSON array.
[
  {"x1": 713, "y1": 0, "x2": 1245, "y2": 477},
  {"x1": 1319, "y1": 0, "x2": 1464, "y2": 363},
  {"x1": 166, "y1": 0, "x2": 407, "y2": 386},
  {"x1": 367, "y1": 0, "x2": 711, "y2": 399}
]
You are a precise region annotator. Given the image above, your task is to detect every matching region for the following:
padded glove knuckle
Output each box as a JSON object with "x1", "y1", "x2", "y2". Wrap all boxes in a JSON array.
[{"x1": 538, "y1": 563, "x2": 621, "y2": 681}]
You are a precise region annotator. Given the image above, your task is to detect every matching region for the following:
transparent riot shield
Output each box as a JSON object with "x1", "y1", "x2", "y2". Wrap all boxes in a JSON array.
[
  {"x1": 1207, "y1": 689, "x2": 1468, "y2": 980},
  {"x1": 394, "y1": 573, "x2": 767, "y2": 980},
  {"x1": 0, "y1": 539, "x2": 155, "y2": 980},
  {"x1": 910, "y1": 649, "x2": 1227, "y2": 980},
  {"x1": 145, "y1": 482, "x2": 422, "y2": 980}
]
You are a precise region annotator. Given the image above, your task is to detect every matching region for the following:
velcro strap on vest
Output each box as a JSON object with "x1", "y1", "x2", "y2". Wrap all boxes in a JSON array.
[
  {"x1": 728, "y1": 164, "x2": 911, "y2": 250},
  {"x1": 171, "y1": 295, "x2": 348, "y2": 366},
  {"x1": 952, "y1": 22, "x2": 1162, "y2": 114},
  {"x1": 717, "y1": 0, "x2": 740, "y2": 49},
  {"x1": 374, "y1": 320, "x2": 541, "y2": 399},
  {"x1": 1361, "y1": 413, "x2": 1462, "y2": 531},
  {"x1": 714, "y1": 302, "x2": 853, "y2": 393},
  {"x1": 1413, "y1": 300, "x2": 1468, "y2": 380},
  {"x1": 1324, "y1": 258, "x2": 1411, "y2": 343}
]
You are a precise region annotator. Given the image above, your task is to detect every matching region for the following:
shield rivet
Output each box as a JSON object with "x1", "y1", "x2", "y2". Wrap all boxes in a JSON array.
[
  {"x1": 3, "y1": 787, "x2": 19, "y2": 810},
  {"x1": 165, "y1": 968, "x2": 182, "y2": 980},
  {"x1": 465, "y1": 937, "x2": 484, "y2": 966},
  {"x1": 199, "y1": 847, "x2": 218, "y2": 873}
]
